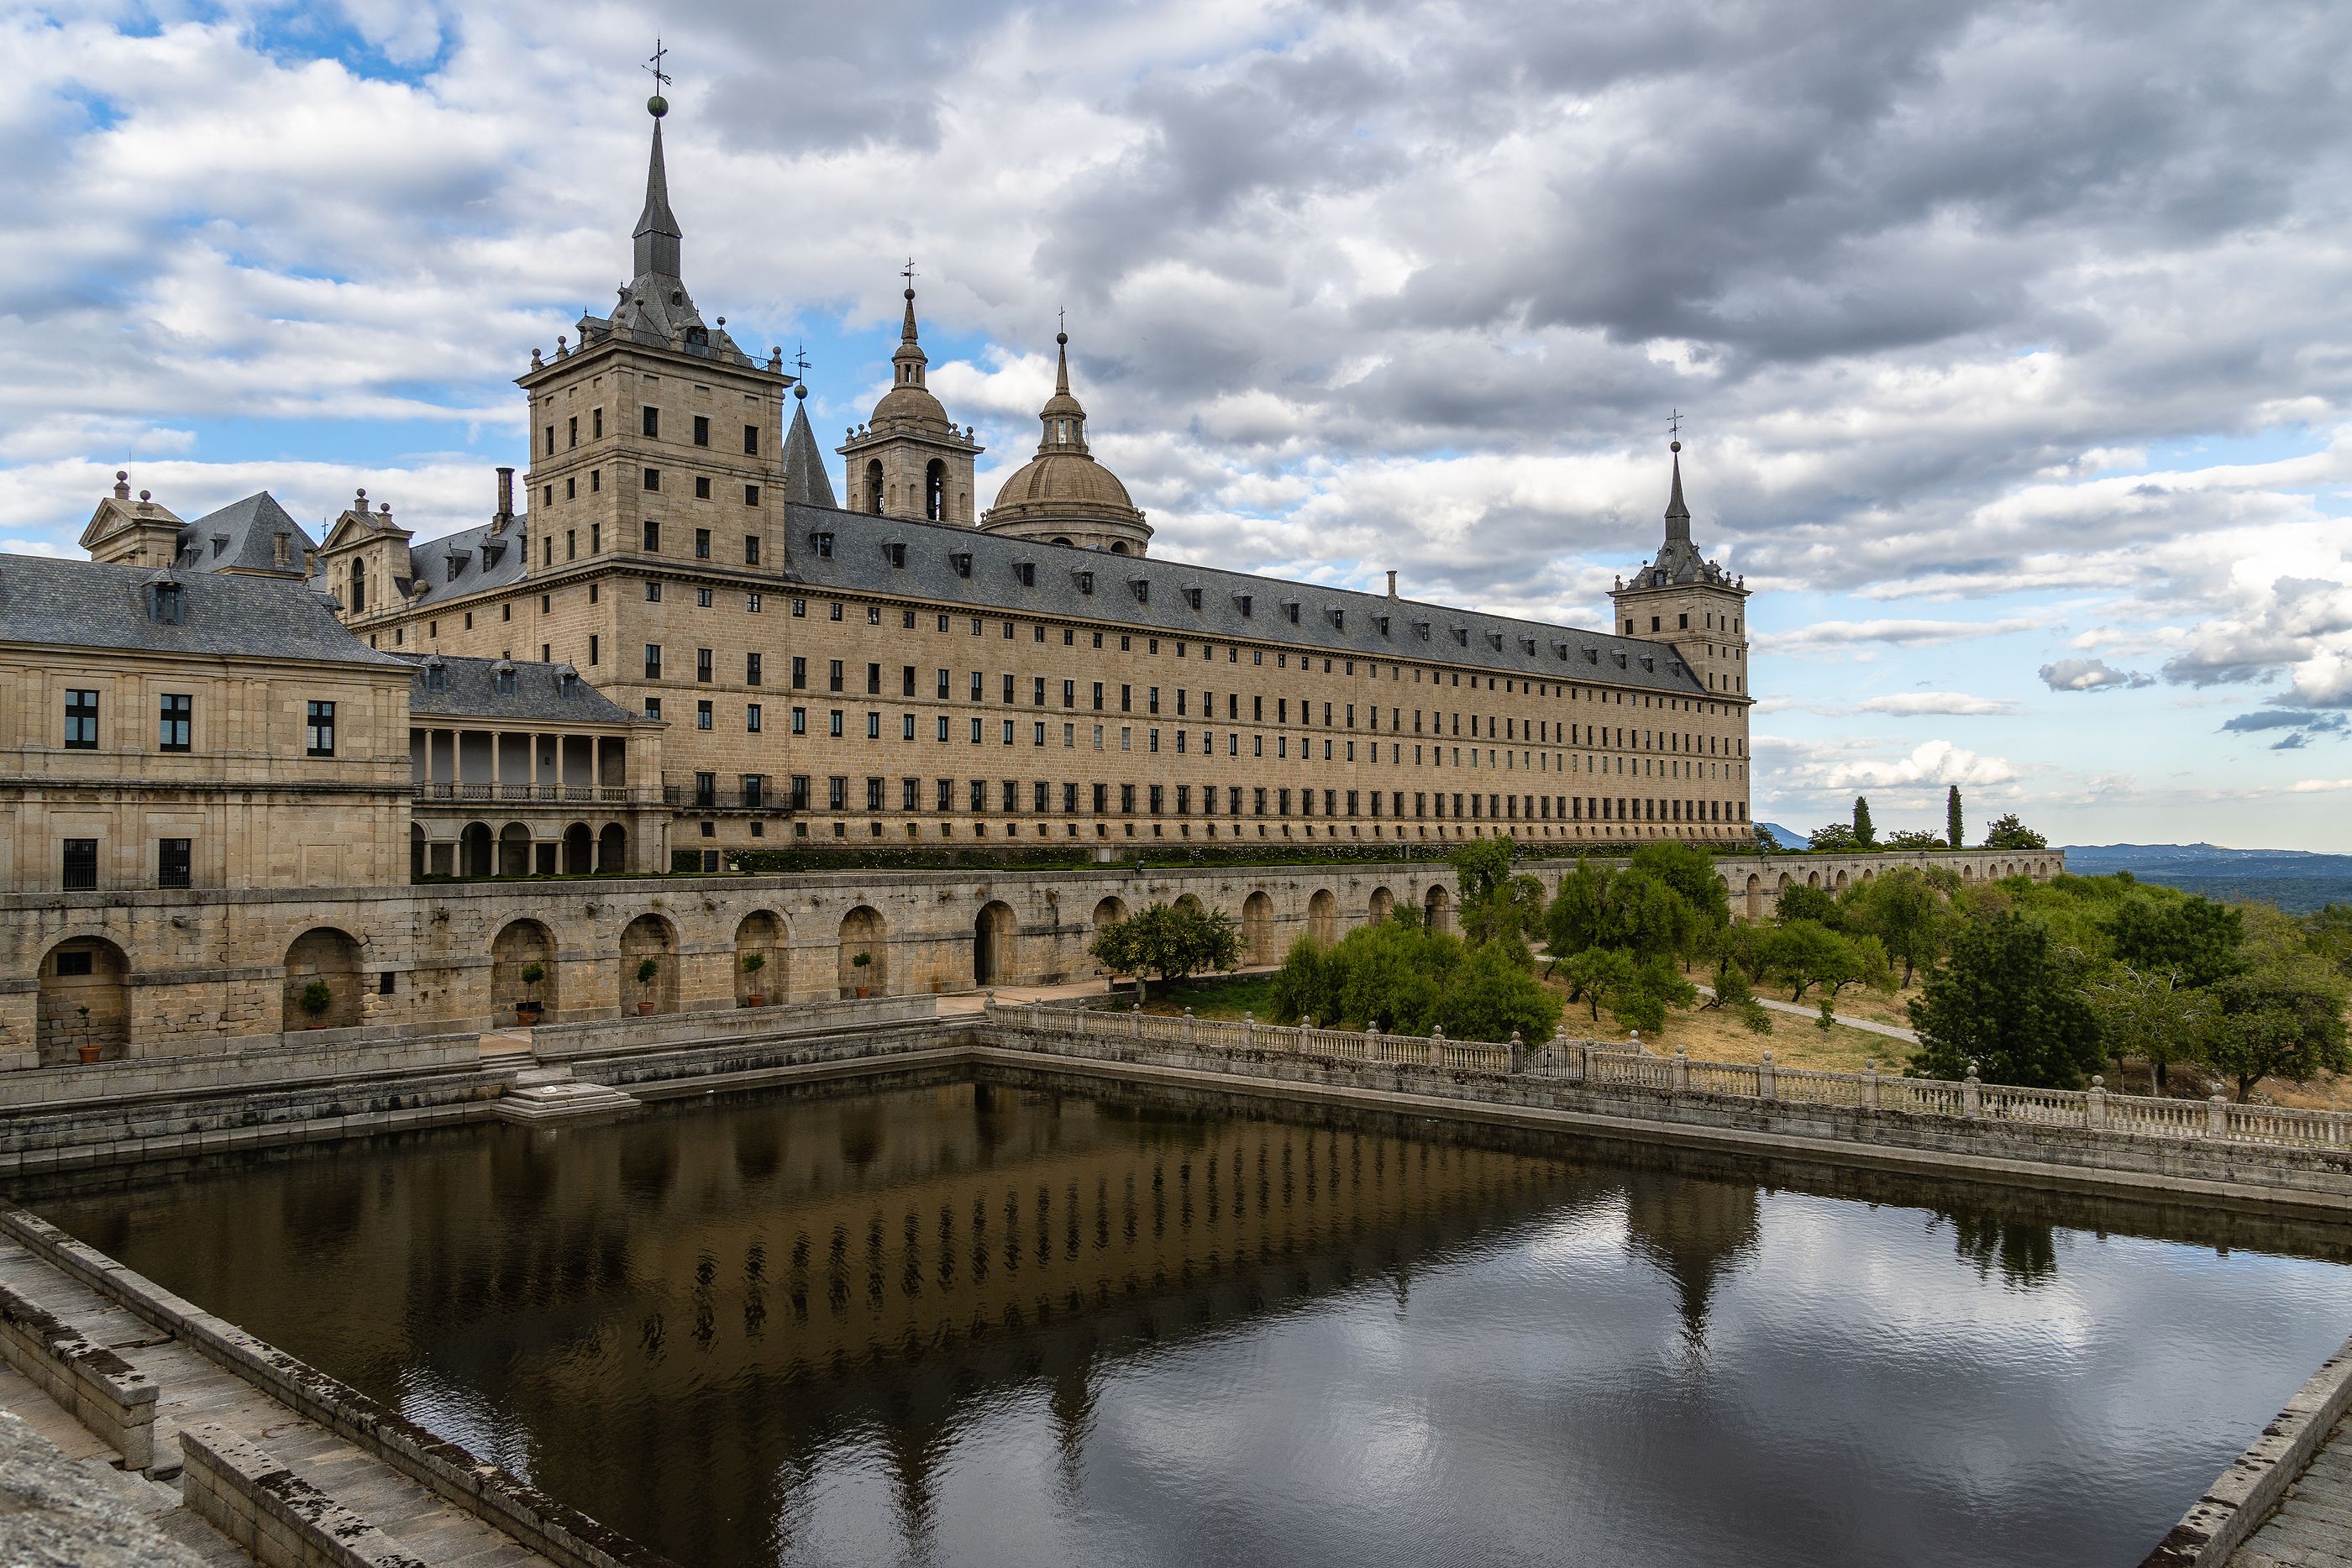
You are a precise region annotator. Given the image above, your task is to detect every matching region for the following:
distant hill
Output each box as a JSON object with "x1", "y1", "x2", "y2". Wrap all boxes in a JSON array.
[
  {"x1": 1758, "y1": 822, "x2": 1809, "y2": 850},
  {"x1": 2061, "y1": 843, "x2": 2352, "y2": 913}
]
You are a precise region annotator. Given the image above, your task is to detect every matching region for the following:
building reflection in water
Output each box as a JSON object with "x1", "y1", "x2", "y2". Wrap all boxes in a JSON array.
[{"x1": 28, "y1": 1077, "x2": 2350, "y2": 1568}]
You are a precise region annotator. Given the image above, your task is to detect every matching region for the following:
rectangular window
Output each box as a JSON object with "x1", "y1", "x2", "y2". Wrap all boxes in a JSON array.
[
  {"x1": 746, "y1": 484, "x2": 761, "y2": 506},
  {"x1": 1093, "y1": 783, "x2": 1109, "y2": 815},
  {"x1": 695, "y1": 527, "x2": 711, "y2": 559},
  {"x1": 694, "y1": 476, "x2": 712, "y2": 501},
  {"x1": 567, "y1": 415, "x2": 578, "y2": 448},
  {"x1": 792, "y1": 707, "x2": 806, "y2": 734},
  {"x1": 829, "y1": 710, "x2": 844, "y2": 737},
  {"x1": 643, "y1": 467, "x2": 660, "y2": 491},
  {"x1": 829, "y1": 659, "x2": 845, "y2": 693},
  {"x1": 792, "y1": 657, "x2": 807, "y2": 689},
  {"x1": 589, "y1": 634, "x2": 601, "y2": 666},
  {"x1": 829, "y1": 776, "x2": 848, "y2": 810},
  {"x1": 747, "y1": 703, "x2": 763, "y2": 732},
  {"x1": 61, "y1": 837, "x2": 97, "y2": 891},
  {"x1": 645, "y1": 644, "x2": 663, "y2": 679},
  {"x1": 744, "y1": 423, "x2": 760, "y2": 455},
  {"x1": 692, "y1": 414, "x2": 710, "y2": 447},
  {"x1": 696, "y1": 700, "x2": 712, "y2": 731},
  {"x1": 643, "y1": 406, "x2": 660, "y2": 438},
  {"x1": 868, "y1": 777, "x2": 885, "y2": 811},
  {"x1": 696, "y1": 648, "x2": 714, "y2": 682},
  {"x1": 305, "y1": 700, "x2": 336, "y2": 757},
  {"x1": 645, "y1": 697, "x2": 663, "y2": 721},
  {"x1": 158, "y1": 693, "x2": 192, "y2": 753},
  {"x1": 869, "y1": 663, "x2": 884, "y2": 696},
  {"x1": 745, "y1": 534, "x2": 760, "y2": 564},
  {"x1": 747, "y1": 652, "x2": 764, "y2": 686},
  {"x1": 64, "y1": 689, "x2": 97, "y2": 749},
  {"x1": 157, "y1": 836, "x2": 192, "y2": 889},
  {"x1": 642, "y1": 520, "x2": 661, "y2": 552}
]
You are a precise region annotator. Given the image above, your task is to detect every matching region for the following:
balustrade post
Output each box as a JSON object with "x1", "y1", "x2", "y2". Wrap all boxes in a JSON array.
[
  {"x1": 1131, "y1": 1004, "x2": 1142, "y2": 1041},
  {"x1": 1757, "y1": 1050, "x2": 1775, "y2": 1100},
  {"x1": 2086, "y1": 1075, "x2": 2107, "y2": 1130},
  {"x1": 1509, "y1": 1030, "x2": 1525, "y2": 1075},
  {"x1": 1367, "y1": 1021, "x2": 1381, "y2": 1065},
  {"x1": 1243, "y1": 1011, "x2": 1257, "y2": 1052},
  {"x1": 1862, "y1": 1059, "x2": 1880, "y2": 1111},
  {"x1": 1671, "y1": 1049, "x2": 1688, "y2": 1093},
  {"x1": 1431, "y1": 1025, "x2": 1445, "y2": 1068},
  {"x1": 1184, "y1": 1006, "x2": 1197, "y2": 1047},
  {"x1": 2208, "y1": 1093, "x2": 2229, "y2": 1138},
  {"x1": 1963, "y1": 1067, "x2": 1982, "y2": 1119}
]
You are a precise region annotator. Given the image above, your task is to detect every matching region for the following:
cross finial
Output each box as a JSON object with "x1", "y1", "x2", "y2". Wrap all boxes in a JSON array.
[
  {"x1": 1058, "y1": 307, "x2": 1066, "y2": 334},
  {"x1": 793, "y1": 343, "x2": 810, "y2": 378},
  {"x1": 900, "y1": 258, "x2": 917, "y2": 287},
  {"x1": 644, "y1": 38, "x2": 671, "y2": 89},
  {"x1": 1667, "y1": 408, "x2": 1683, "y2": 439}
]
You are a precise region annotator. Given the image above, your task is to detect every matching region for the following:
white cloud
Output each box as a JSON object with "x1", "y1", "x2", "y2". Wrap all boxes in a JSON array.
[
  {"x1": 1757, "y1": 617, "x2": 2040, "y2": 653},
  {"x1": 2040, "y1": 657, "x2": 2154, "y2": 692}
]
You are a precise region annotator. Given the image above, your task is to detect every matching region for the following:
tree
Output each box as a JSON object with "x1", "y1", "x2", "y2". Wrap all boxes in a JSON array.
[
  {"x1": 1435, "y1": 941, "x2": 1565, "y2": 1042},
  {"x1": 1841, "y1": 867, "x2": 1947, "y2": 987},
  {"x1": 1266, "y1": 916, "x2": 1557, "y2": 1041},
  {"x1": 1762, "y1": 920, "x2": 1858, "y2": 1002},
  {"x1": 1946, "y1": 785, "x2": 1964, "y2": 849},
  {"x1": 2108, "y1": 894, "x2": 2243, "y2": 990},
  {"x1": 1852, "y1": 795, "x2": 1876, "y2": 847},
  {"x1": 1629, "y1": 840, "x2": 1732, "y2": 939},
  {"x1": 1090, "y1": 902, "x2": 1244, "y2": 1004},
  {"x1": 1806, "y1": 821, "x2": 1861, "y2": 852},
  {"x1": 1883, "y1": 828, "x2": 1945, "y2": 850},
  {"x1": 1773, "y1": 882, "x2": 1840, "y2": 928},
  {"x1": 2085, "y1": 962, "x2": 2218, "y2": 1094},
  {"x1": 1752, "y1": 825, "x2": 1783, "y2": 852},
  {"x1": 1982, "y1": 813, "x2": 2048, "y2": 851},
  {"x1": 1703, "y1": 957, "x2": 1775, "y2": 1034},
  {"x1": 1559, "y1": 947, "x2": 1636, "y2": 1023},
  {"x1": 1908, "y1": 911, "x2": 2102, "y2": 1088},
  {"x1": 1452, "y1": 836, "x2": 1546, "y2": 954},
  {"x1": 1545, "y1": 861, "x2": 1702, "y2": 963},
  {"x1": 2206, "y1": 957, "x2": 2350, "y2": 1102}
]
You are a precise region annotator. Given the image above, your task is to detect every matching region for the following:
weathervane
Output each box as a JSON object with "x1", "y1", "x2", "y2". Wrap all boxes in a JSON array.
[
  {"x1": 1058, "y1": 307, "x2": 1066, "y2": 334},
  {"x1": 645, "y1": 38, "x2": 671, "y2": 91},
  {"x1": 793, "y1": 344, "x2": 811, "y2": 378},
  {"x1": 1667, "y1": 409, "x2": 1683, "y2": 440},
  {"x1": 900, "y1": 258, "x2": 917, "y2": 288}
]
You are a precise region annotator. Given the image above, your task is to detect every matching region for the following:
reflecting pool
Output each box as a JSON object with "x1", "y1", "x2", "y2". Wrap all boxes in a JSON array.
[{"x1": 26, "y1": 1079, "x2": 2352, "y2": 1568}]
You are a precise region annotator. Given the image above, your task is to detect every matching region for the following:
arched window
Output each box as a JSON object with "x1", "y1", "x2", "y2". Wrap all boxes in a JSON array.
[
  {"x1": 925, "y1": 459, "x2": 946, "y2": 522},
  {"x1": 1057, "y1": 419, "x2": 1068, "y2": 444},
  {"x1": 864, "y1": 460, "x2": 885, "y2": 515},
  {"x1": 349, "y1": 560, "x2": 366, "y2": 613}
]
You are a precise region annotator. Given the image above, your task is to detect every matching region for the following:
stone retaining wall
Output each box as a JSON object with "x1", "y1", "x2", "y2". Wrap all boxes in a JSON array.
[
  {"x1": 180, "y1": 1425, "x2": 427, "y2": 1568},
  {"x1": 2141, "y1": 1335, "x2": 2352, "y2": 1566},
  {"x1": 0, "y1": 1275, "x2": 155, "y2": 1471},
  {"x1": 0, "y1": 848, "x2": 2055, "y2": 1067}
]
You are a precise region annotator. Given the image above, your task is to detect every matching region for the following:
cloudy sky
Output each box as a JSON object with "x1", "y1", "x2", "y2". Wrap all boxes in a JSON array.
[{"x1": 4, "y1": 0, "x2": 2349, "y2": 848}]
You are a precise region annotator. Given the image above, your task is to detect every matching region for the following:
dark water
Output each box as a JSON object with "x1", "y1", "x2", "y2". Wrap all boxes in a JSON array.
[{"x1": 24, "y1": 1079, "x2": 2352, "y2": 1568}]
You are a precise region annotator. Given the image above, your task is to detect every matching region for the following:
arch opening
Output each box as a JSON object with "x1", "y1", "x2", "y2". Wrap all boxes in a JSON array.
[
  {"x1": 839, "y1": 906, "x2": 888, "y2": 997},
  {"x1": 974, "y1": 900, "x2": 1016, "y2": 987},
  {"x1": 283, "y1": 927, "x2": 364, "y2": 1031},
  {"x1": 621, "y1": 914, "x2": 678, "y2": 1015},
  {"x1": 1242, "y1": 891, "x2": 1277, "y2": 965},
  {"x1": 39, "y1": 936, "x2": 128, "y2": 1065},
  {"x1": 491, "y1": 920, "x2": 558, "y2": 1023},
  {"x1": 736, "y1": 910, "x2": 785, "y2": 1006},
  {"x1": 1308, "y1": 888, "x2": 1338, "y2": 947}
]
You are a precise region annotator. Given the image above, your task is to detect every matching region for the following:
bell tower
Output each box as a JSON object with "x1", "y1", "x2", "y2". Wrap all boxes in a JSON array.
[
  {"x1": 837, "y1": 276, "x2": 982, "y2": 523},
  {"x1": 1610, "y1": 441, "x2": 1751, "y2": 700}
]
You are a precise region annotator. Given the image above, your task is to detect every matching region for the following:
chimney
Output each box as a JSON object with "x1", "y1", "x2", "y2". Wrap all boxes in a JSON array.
[
  {"x1": 496, "y1": 465, "x2": 515, "y2": 524},
  {"x1": 1385, "y1": 569, "x2": 1398, "y2": 599}
]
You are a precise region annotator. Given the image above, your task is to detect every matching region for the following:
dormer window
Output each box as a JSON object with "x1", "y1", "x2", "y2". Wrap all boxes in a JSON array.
[
  {"x1": 445, "y1": 552, "x2": 469, "y2": 582},
  {"x1": 1131, "y1": 578, "x2": 1149, "y2": 604},
  {"x1": 1520, "y1": 636, "x2": 1536, "y2": 654},
  {"x1": 423, "y1": 657, "x2": 448, "y2": 693},
  {"x1": 1486, "y1": 632, "x2": 1504, "y2": 651},
  {"x1": 1184, "y1": 586, "x2": 1203, "y2": 611},
  {"x1": 1074, "y1": 569, "x2": 1095, "y2": 595},
  {"x1": 1282, "y1": 600, "x2": 1301, "y2": 625},
  {"x1": 1374, "y1": 615, "x2": 1390, "y2": 636},
  {"x1": 1452, "y1": 627, "x2": 1469, "y2": 647},
  {"x1": 1412, "y1": 620, "x2": 1431, "y2": 639},
  {"x1": 209, "y1": 535, "x2": 228, "y2": 559},
  {"x1": 149, "y1": 580, "x2": 184, "y2": 625},
  {"x1": 1233, "y1": 593, "x2": 1253, "y2": 616},
  {"x1": 1327, "y1": 607, "x2": 1344, "y2": 631},
  {"x1": 885, "y1": 542, "x2": 906, "y2": 568},
  {"x1": 554, "y1": 664, "x2": 578, "y2": 695},
  {"x1": 1585, "y1": 647, "x2": 1599, "y2": 663},
  {"x1": 480, "y1": 541, "x2": 504, "y2": 568},
  {"x1": 811, "y1": 531, "x2": 834, "y2": 558},
  {"x1": 491, "y1": 660, "x2": 517, "y2": 696},
  {"x1": 1614, "y1": 651, "x2": 1629, "y2": 669},
  {"x1": 1641, "y1": 653, "x2": 1656, "y2": 672},
  {"x1": 951, "y1": 552, "x2": 973, "y2": 579}
]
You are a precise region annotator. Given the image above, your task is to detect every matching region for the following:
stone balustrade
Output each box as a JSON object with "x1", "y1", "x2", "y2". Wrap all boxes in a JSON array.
[{"x1": 988, "y1": 1001, "x2": 2352, "y2": 1156}]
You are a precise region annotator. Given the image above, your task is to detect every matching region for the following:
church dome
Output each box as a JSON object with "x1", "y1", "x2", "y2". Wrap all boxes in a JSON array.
[
  {"x1": 979, "y1": 333, "x2": 1152, "y2": 555},
  {"x1": 864, "y1": 287, "x2": 954, "y2": 433}
]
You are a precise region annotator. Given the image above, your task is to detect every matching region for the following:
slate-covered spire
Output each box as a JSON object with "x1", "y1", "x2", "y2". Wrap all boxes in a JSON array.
[
  {"x1": 782, "y1": 385, "x2": 839, "y2": 508},
  {"x1": 1665, "y1": 439, "x2": 1691, "y2": 545},
  {"x1": 633, "y1": 102, "x2": 682, "y2": 281}
]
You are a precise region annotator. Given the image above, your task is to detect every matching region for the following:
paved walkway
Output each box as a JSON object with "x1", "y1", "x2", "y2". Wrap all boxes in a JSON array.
[
  {"x1": 1691, "y1": 983, "x2": 1920, "y2": 1042},
  {"x1": 0, "y1": 1237, "x2": 554, "y2": 1567},
  {"x1": 2231, "y1": 1416, "x2": 2352, "y2": 1567}
]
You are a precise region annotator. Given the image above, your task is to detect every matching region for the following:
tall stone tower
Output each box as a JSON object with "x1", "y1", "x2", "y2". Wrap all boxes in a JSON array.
[
  {"x1": 511, "y1": 92, "x2": 790, "y2": 575},
  {"x1": 837, "y1": 286, "x2": 982, "y2": 522},
  {"x1": 1609, "y1": 442, "x2": 1751, "y2": 700}
]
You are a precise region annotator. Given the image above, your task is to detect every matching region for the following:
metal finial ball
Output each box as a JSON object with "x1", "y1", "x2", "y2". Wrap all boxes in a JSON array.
[
  {"x1": 647, "y1": 93, "x2": 669, "y2": 118},
  {"x1": 1670, "y1": 439, "x2": 1681, "y2": 452},
  {"x1": 1057, "y1": 332, "x2": 1068, "y2": 345},
  {"x1": 117, "y1": 469, "x2": 129, "y2": 481},
  {"x1": 794, "y1": 384, "x2": 807, "y2": 400}
]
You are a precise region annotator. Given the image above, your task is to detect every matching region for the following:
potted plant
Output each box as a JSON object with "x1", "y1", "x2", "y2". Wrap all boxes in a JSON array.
[
  {"x1": 634, "y1": 956, "x2": 659, "y2": 1015},
  {"x1": 740, "y1": 950, "x2": 766, "y2": 1007},
  {"x1": 75, "y1": 1004, "x2": 99, "y2": 1066},
  {"x1": 516, "y1": 961, "x2": 546, "y2": 1025},
  {"x1": 850, "y1": 950, "x2": 873, "y2": 999},
  {"x1": 298, "y1": 980, "x2": 333, "y2": 1029}
]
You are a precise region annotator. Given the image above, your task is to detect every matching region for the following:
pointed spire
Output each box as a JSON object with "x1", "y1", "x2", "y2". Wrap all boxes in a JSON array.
[
  {"x1": 890, "y1": 271, "x2": 930, "y2": 387},
  {"x1": 782, "y1": 385, "x2": 839, "y2": 509},
  {"x1": 1054, "y1": 331, "x2": 1071, "y2": 397},
  {"x1": 1664, "y1": 439, "x2": 1690, "y2": 544},
  {"x1": 1037, "y1": 329, "x2": 1088, "y2": 454},
  {"x1": 633, "y1": 101, "x2": 682, "y2": 280},
  {"x1": 900, "y1": 287, "x2": 920, "y2": 343}
]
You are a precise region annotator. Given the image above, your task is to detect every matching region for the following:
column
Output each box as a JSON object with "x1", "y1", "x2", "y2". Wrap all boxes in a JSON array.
[{"x1": 591, "y1": 735, "x2": 603, "y2": 794}]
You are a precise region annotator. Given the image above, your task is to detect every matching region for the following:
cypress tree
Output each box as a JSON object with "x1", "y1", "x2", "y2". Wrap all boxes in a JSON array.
[
  {"x1": 1852, "y1": 795, "x2": 1875, "y2": 846},
  {"x1": 1946, "y1": 786, "x2": 1963, "y2": 848}
]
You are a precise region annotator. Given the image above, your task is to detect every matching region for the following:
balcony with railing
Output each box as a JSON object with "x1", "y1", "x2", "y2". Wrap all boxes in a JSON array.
[{"x1": 414, "y1": 781, "x2": 660, "y2": 805}]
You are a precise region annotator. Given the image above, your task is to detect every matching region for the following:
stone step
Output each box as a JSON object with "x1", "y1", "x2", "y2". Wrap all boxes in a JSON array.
[{"x1": 489, "y1": 1078, "x2": 638, "y2": 1123}]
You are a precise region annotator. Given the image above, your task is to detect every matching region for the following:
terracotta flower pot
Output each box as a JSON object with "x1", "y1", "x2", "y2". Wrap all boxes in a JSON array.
[
  {"x1": 636, "y1": 1000, "x2": 654, "y2": 1016},
  {"x1": 854, "y1": 985, "x2": 871, "y2": 999},
  {"x1": 516, "y1": 1002, "x2": 543, "y2": 1025},
  {"x1": 76, "y1": 1044, "x2": 102, "y2": 1066},
  {"x1": 745, "y1": 993, "x2": 765, "y2": 1008}
]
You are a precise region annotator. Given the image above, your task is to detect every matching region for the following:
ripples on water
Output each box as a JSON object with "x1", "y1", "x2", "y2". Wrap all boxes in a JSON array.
[{"x1": 28, "y1": 1080, "x2": 2352, "y2": 1568}]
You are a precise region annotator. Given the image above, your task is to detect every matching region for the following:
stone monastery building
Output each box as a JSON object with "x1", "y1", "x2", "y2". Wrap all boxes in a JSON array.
[{"x1": 23, "y1": 97, "x2": 1755, "y2": 892}]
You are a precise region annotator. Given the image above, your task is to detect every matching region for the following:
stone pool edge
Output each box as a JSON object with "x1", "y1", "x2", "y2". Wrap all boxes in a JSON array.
[{"x1": 2138, "y1": 1333, "x2": 2352, "y2": 1567}]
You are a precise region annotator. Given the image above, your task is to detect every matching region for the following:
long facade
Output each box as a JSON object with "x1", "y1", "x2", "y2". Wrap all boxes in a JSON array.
[{"x1": 307, "y1": 100, "x2": 1757, "y2": 868}]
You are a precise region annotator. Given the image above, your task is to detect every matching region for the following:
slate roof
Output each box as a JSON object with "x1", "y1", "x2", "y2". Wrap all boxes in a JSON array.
[
  {"x1": 178, "y1": 491, "x2": 317, "y2": 575},
  {"x1": 782, "y1": 395, "x2": 838, "y2": 508},
  {"x1": 0, "y1": 553, "x2": 407, "y2": 666},
  {"x1": 778, "y1": 504, "x2": 1714, "y2": 698},
  {"x1": 396, "y1": 653, "x2": 640, "y2": 724},
  {"x1": 387, "y1": 522, "x2": 531, "y2": 606}
]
